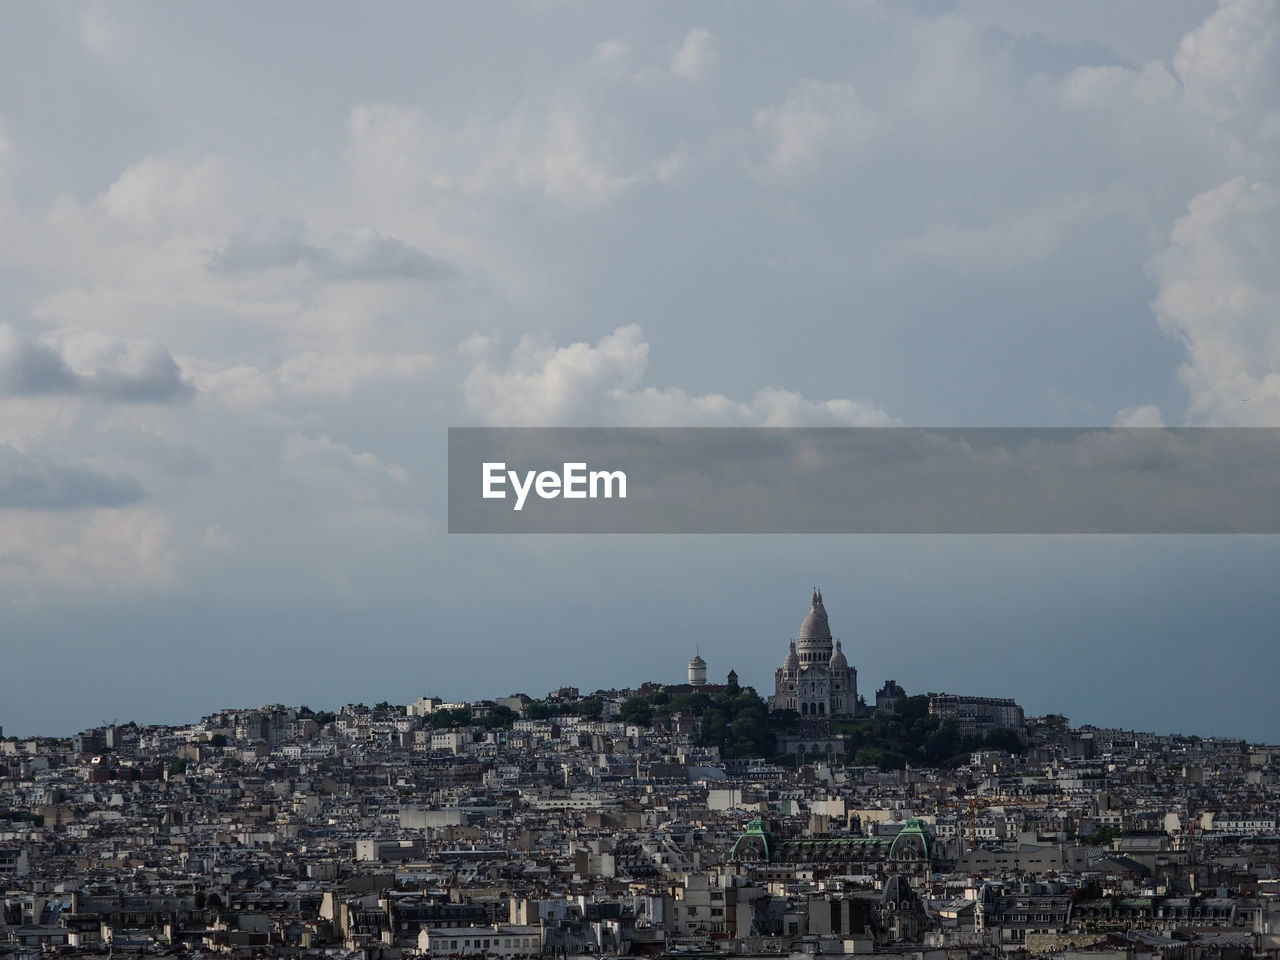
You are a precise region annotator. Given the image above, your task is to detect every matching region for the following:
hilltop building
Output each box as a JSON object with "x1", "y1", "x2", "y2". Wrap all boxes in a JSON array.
[
  {"x1": 769, "y1": 589, "x2": 858, "y2": 717},
  {"x1": 928, "y1": 694, "x2": 1025, "y2": 739}
]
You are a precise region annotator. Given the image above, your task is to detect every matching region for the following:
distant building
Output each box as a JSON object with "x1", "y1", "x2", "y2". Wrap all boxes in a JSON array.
[
  {"x1": 407, "y1": 697, "x2": 442, "y2": 717},
  {"x1": 928, "y1": 694, "x2": 1025, "y2": 738},
  {"x1": 876, "y1": 680, "x2": 906, "y2": 714},
  {"x1": 769, "y1": 590, "x2": 858, "y2": 717},
  {"x1": 0, "y1": 847, "x2": 30, "y2": 879},
  {"x1": 688, "y1": 654, "x2": 707, "y2": 686},
  {"x1": 419, "y1": 924, "x2": 542, "y2": 957}
]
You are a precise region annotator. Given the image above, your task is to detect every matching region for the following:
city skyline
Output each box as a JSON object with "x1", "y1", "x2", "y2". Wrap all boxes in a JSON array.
[{"x1": 6, "y1": 579, "x2": 1275, "y2": 744}]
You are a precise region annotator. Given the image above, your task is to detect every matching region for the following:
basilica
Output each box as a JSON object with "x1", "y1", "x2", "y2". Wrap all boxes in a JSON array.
[{"x1": 769, "y1": 589, "x2": 858, "y2": 717}]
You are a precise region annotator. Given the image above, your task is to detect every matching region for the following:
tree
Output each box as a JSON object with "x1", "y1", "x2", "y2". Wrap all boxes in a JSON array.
[
  {"x1": 430, "y1": 707, "x2": 471, "y2": 729},
  {"x1": 526, "y1": 700, "x2": 554, "y2": 721},
  {"x1": 480, "y1": 705, "x2": 519, "y2": 729},
  {"x1": 620, "y1": 696, "x2": 654, "y2": 727},
  {"x1": 728, "y1": 711, "x2": 774, "y2": 758},
  {"x1": 984, "y1": 727, "x2": 1027, "y2": 754},
  {"x1": 896, "y1": 695, "x2": 931, "y2": 722},
  {"x1": 700, "y1": 708, "x2": 728, "y2": 752},
  {"x1": 854, "y1": 747, "x2": 908, "y2": 771},
  {"x1": 208, "y1": 734, "x2": 228, "y2": 748}
]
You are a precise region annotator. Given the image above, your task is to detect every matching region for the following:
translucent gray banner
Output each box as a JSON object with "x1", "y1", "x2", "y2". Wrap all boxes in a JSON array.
[{"x1": 447, "y1": 428, "x2": 1280, "y2": 533}]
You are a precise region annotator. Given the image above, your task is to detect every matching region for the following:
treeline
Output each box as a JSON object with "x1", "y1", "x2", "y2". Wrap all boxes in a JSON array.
[
  {"x1": 290, "y1": 693, "x2": 1023, "y2": 768},
  {"x1": 831, "y1": 695, "x2": 1026, "y2": 770},
  {"x1": 527, "y1": 698, "x2": 604, "y2": 721},
  {"x1": 429, "y1": 705, "x2": 521, "y2": 729},
  {"x1": 617, "y1": 685, "x2": 775, "y2": 759}
]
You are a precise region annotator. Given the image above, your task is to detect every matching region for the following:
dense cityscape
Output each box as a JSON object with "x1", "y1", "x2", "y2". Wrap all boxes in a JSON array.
[{"x1": 2, "y1": 591, "x2": 1278, "y2": 960}]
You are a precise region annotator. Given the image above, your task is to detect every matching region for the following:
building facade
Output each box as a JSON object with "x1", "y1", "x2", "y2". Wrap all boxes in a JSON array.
[
  {"x1": 769, "y1": 590, "x2": 857, "y2": 717},
  {"x1": 928, "y1": 694, "x2": 1025, "y2": 738}
]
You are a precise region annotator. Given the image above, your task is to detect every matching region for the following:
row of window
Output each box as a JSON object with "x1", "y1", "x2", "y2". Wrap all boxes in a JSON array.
[{"x1": 433, "y1": 937, "x2": 538, "y2": 950}]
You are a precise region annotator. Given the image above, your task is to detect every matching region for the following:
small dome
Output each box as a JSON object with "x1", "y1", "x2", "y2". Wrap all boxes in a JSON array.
[
  {"x1": 689, "y1": 654, "x2": 706, "y2": 667},
  {"x1": 783, "y1": 640, "x2": 799, "y2": 672},
  {"x1": 828, "y1": 639, "x2": 847, "y2": 670},
  {"x1": 799, "y1": 589, "x2": 832, "y2": 640}
]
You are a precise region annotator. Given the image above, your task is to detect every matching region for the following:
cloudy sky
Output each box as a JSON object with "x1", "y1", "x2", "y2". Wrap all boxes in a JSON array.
[{"x1": 2, "y1": 1, "x2": 1278, "y2": 739}]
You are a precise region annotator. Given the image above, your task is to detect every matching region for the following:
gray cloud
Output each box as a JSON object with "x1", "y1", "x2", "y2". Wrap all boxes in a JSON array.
[
  {"x1": 0, "y1": 443, "x2": 146, "y2": 511},
  {"x1": 212, "y1": 217, "x2": 451, "y2": 282},
  {"x1": 0, "y1": 325, "x2": 191, "y2": 402}
]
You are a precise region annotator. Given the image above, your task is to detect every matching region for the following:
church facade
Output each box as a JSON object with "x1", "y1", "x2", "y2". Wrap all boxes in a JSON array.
[{"x1": 769, "y1": 589, "x2": 858, "y2": 717}]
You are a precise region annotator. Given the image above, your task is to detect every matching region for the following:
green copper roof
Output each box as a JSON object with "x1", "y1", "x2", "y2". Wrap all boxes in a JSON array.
[
  {"x1": 889, "y1": 818, "x2": 931, "y2": 860},
  {"x1": 730, "y1": 819, "x2": 773, "y2": 862}
]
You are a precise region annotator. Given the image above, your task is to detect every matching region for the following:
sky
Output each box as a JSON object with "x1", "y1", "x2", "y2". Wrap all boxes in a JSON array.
[{"x1": 1, "y1": 1, "x2": 1279, "y2": 740}]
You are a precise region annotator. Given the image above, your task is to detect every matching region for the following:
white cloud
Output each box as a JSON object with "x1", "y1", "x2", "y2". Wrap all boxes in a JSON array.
[
  {"x1": 1172, "y1": 0, "x2": 1280, "y2": 131},
  {"x1": 185, "y1": 350, "x2": 434, "y2": 406},
  {"x1": 347, "y1": 100, "x2": 654, "y2": 212},
  {"x1": 0, "y1": 507, "x2": 176, "y2": 587},
  {"x1": 1058, "y1": 0, "x2": 1280, "y2": 176},
  {"x1": 99, "y1": 155, "x2": 236, "y2": 230},
  {"x1": 1147, "y1": 176, "x2": 1280, "y2": 424},
  {"x1": 1114, "y1": 404, "x2": 1166, "y2": 427},
  {"x1": 463, "y1": 325, "x2": 648, "y2": 425},
  {"x1": 462, "y1": 324, "x2": 898, "y2": 426},
  {"x1": 457, "y1": 332, "x2": 498, "y2": 359},
  {"x1": 78, "y1": 0, "x2": 135, "y2": 64},
  {"x1": 279, "y1": 433, "x2": 409, "y2": 506},
  {"x1": 671, "y1": 28, "x2": 716, "y2": 81},
  {"x1": 754, "y1": 80, "x2": 876, "y2": 177},
  {"x1": 590, "y1": 39, "x2": 630, "y2": 72}
]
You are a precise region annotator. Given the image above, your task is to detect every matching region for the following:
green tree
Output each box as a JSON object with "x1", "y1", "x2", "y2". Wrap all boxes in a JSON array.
[
  {"x1": 854, "y1": 747, "x2": 908, "y2": 771},
  {"x1": 728, "y1": 710, "x2": 774, "y2": 758},
  {"x1": 208, "y1": 734, "x2": 228, "y2": 748},
  {"x1": 480, "y1": 705, "x2": 519, "y2": 729},
  {"x1": 430, "y1": 707, "x2": 472, "y2": 728},
  {"x1": 984, "y1": 727, "x2": 1027, "y2": 754},
  {"x1": 896, "y1": 695, "x2": 931, "y2": 722},
  {"x1": 700, "y1": 708, "x2": 728, "y2": 752},
  {"x1": 620, "y1": 696, "x2": 654, "y2": 727}
]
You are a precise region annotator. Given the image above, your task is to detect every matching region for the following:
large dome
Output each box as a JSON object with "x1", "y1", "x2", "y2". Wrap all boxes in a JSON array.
[{"x1": 799, "y1": 589, "x2": 831, "y2": 640}]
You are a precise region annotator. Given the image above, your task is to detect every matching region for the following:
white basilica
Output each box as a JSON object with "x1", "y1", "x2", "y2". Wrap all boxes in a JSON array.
[{"x1": 769, "y1": 589, "x2": 858, "y2": 718}]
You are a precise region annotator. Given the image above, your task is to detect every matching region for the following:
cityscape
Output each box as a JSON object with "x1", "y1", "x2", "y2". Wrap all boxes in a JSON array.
[
  {"x1": 4, "y1": 2, "x2": 1280, "y2": 959},
  {"x1": 3, "y1": 590, "x2": 1278, "y2": 959}
]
